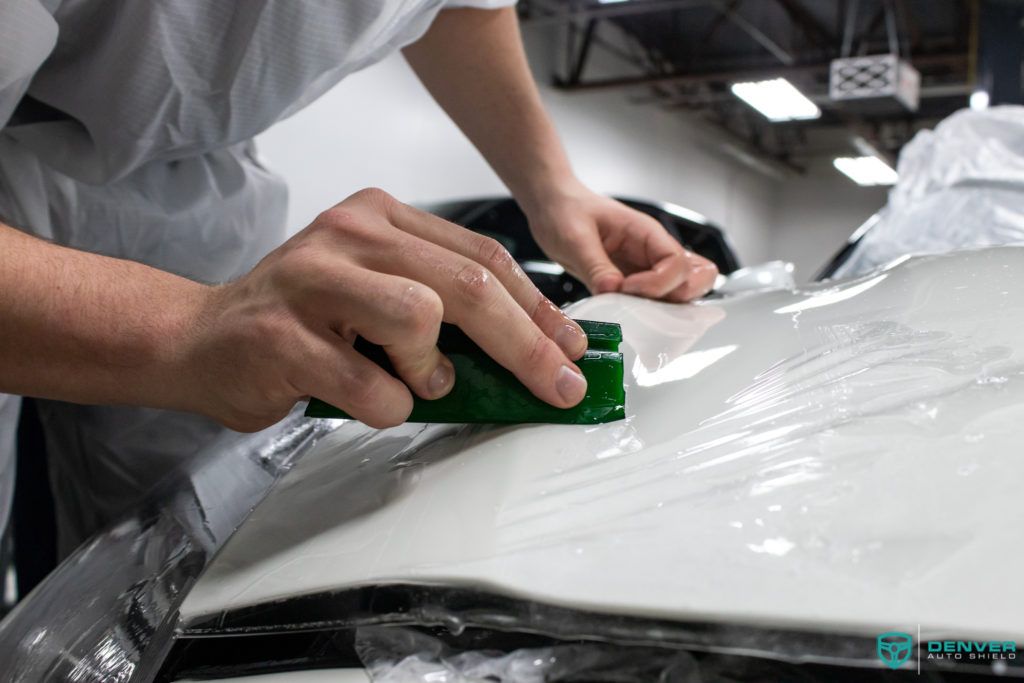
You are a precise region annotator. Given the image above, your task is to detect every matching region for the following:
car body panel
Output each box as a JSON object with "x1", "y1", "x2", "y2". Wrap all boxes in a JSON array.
[{"x1": 181, "y1": 247, "x2": 1024, "y2": 643}]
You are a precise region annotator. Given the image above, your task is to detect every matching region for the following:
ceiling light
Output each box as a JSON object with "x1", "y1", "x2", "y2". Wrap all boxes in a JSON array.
[
  {"x1": 970, "y1": 89, "x2": 990, "y2": 111},
  {"x1": 833, "y1": 156, "x2": 898, "y2": 186},
  {"x1": 730, "y1": 78, "x2": 821, "y2": 122}
]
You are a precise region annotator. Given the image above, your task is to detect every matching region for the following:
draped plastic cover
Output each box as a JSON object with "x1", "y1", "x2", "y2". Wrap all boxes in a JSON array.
[{"x1": 835, "y1": 106, "x2": 1024, "y2": 278}]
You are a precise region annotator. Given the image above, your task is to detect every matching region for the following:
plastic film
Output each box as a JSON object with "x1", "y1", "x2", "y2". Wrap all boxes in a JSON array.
[
  {"x1": 179, "y1": 247, "x2": 1024, "y2": 674},
  {"x1": 0, "y1": 410, "x2": 334, "y2": 682}
]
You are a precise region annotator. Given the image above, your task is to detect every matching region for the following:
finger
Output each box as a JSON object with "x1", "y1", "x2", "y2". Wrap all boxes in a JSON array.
[
  {"x1": 563, "y1": 225, "x2": 625, "y2": 295},
  {"x1": 620, "y1": 228, "x2": 691, "y2": 299},
  {"x1": 333, "y1": 268, "x2": 455, "y2": 400},
  {"x1": 385, "y1": 201, "x2": 589, "y2": 360},
  {"x1": 296, "y1": 332, "x2": 413, "y2": 428},
  {"x1": 665, "y1": 252, "x2": 719, "y2": 303},
  {"x1": 367, "y1": 232, "x2": 588, "y2": 409}
]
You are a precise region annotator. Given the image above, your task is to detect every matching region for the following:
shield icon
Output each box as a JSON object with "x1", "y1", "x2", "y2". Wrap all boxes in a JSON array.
[{"x1": 877, "y1": 631, "x2": 914, "y2": 669}]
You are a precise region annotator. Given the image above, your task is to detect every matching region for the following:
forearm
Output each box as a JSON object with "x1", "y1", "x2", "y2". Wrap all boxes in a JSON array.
[
  {"x1": 404, "y1": 7, "x2": 580, "y2": 213},
  {"x1": 0, "y1": 222, "x2": 206, "y2": 410},
  {"x1": 405, "y1": 8, "x2": 718, "y2": 303}
]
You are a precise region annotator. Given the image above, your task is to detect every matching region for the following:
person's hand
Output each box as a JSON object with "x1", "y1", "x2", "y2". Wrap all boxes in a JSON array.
[
  {"x1": 522, "y1": 183, "x2": 719, "y2": 302},
  {"x1": 180, "y1": 188, "x2": 590, "y2": 432}
]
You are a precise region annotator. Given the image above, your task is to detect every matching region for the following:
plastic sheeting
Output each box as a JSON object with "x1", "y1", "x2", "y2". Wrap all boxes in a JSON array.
[
  {"x1": 0, "y1": 410, "x2": 333, "y2": 682},
  {"x1": 834, "y1": 105, "x2": 1024, "y2": 278},
  {"x1": 180, "y1": 247, "x2": 1024, "y2": 672},
  {"x1": 356, "y1": 626, "x2": 710, "y2": 682},
  {"x1": 353, "y1": 626, "x2": 877, "y2": 683}
]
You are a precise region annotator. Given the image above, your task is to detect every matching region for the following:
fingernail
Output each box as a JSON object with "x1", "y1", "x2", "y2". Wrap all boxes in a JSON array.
[
  {"x1": 554, "y1": 322, "x2": 587, "y2": 357},
  {"x1": 556, "y1": 365, "x2": 587, "y2": 405},
  {"x1": 428, "y1": 362, "x2": 454, "y2": 397}
]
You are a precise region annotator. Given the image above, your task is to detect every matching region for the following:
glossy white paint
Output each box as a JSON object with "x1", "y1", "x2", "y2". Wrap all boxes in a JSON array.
[{"x1": 183, "y1": 247, "x2": 1024, "y2": 641}]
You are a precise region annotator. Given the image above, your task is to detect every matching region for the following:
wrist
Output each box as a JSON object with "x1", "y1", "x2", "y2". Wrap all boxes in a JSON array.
[
  {"x1": 142, "y1": 275, "x2": 219, "y2": 414},
  {"x1": 514, "y1": 173, "x2": 588, "y2": 224}
]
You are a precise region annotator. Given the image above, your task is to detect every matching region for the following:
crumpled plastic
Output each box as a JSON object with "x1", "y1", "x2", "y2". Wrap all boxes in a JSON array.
[
  {"x1": 0, "y1": 408, "x2": 333, "y2": 682},
  {"x1": 356, "y1": 626, "x2": 706, "y2": 683},
  {"x1": 354, "y1": 625, "x2": 842, "y2": 683},
  {"x1": 834, "y1": 105, "x2": 1024, "y2": 278}
]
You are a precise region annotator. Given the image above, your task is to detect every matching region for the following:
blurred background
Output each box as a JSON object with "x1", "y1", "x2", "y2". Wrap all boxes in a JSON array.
[{"x1": 257, "y1": 0, "x2": 1008, "y2": 279}]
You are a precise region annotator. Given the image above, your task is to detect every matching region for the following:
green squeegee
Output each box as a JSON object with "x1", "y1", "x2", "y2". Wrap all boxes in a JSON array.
[{"x1": 305, "y1": 319, "x2": 625, "y2": 425}]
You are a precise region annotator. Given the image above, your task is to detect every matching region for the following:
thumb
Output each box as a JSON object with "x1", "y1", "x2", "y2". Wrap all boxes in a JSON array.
[{"x1": 571, "y1": 233, "x2": 624, "y2": 294}]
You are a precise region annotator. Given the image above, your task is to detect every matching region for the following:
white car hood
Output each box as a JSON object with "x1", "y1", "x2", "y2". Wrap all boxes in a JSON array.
[{"x1": 182, "y1": 247, "x2": 1024, "y2": 641}]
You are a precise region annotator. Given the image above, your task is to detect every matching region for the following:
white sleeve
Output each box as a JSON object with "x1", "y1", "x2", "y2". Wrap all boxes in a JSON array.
[
  {"x1": 0, "y1": 0, "x2": 58, "y2": 129},
  {"x1": 443, "y1": 0, "x2": 517, "y2": 8}
]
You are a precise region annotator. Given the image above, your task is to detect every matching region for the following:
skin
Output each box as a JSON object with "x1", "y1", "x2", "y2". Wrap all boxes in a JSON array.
[
  {"x1": 404, "y1": 8, "x2": 719, "y2": 302},
  {"x1": 0, "y1": 7, "x2": 718, "y2": 432}
]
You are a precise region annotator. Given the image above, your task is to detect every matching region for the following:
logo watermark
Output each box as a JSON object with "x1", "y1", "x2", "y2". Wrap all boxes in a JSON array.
[
  {"x1": 877, "y1": 632, "x2": 914, "y2": 670},
  {"x1": 875, "y1": 629, "x2": 1017, "y2": 673},
  {"x1": 926, "y1": 640, "x2": 1017, "y2": 662}
]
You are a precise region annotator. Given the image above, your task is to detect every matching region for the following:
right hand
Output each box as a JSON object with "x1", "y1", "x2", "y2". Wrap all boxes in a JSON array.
[{"x1": 179, "y1": 188, "x2": 590, "y2": 432}]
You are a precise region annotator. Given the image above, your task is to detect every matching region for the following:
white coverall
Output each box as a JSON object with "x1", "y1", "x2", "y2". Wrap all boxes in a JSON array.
[{"x1": 0, "y1": 0, "x2": 512, "y2": 555}]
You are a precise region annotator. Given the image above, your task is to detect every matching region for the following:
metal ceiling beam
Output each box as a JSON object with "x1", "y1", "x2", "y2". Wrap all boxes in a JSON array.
[
  {"x1": 773, "y1": 0, "x2": 836, "y2": 50},
  {"x1": 648, "y1": 81, "x2": 970, "y2": 106},
  {"x1": 553, "y1": 52, "x2": 967, "y2": 91},
  {"x1": 522, "y1": 0, "x2": 720, "y2": 24},
  {"x1": 712, "y1": 0, "x2": 796, "y2": 65},
  {"x1": 699, "y1": 0, "x2": 739, "y2": 45},
  {"x1": 567, "y1": 19, "x2": 598, "y2": 84}
]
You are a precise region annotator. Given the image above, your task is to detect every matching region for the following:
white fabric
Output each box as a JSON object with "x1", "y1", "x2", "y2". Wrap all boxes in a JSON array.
[
  {"x1": 0, "y1": 0, "x2": 514, "y2": 553},
  {"x1": 0, "y1": 0, "x2": 57, "y2": 129}
]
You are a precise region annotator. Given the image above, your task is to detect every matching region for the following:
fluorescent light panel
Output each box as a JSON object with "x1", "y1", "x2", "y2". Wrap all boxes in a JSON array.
[
  {"x1": 833, "y1": 156, "x2": 898, "y2": 186},
  {"x1": 970, "y1": 90, "x2": 990, "y2": 111},
  {"x1": 730, "y1": 78, "x2": 821, "y2": 122}
]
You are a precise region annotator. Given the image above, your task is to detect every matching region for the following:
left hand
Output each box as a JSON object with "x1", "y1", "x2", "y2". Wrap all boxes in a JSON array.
[{"x1": 523, "y1": 184, "x2": 719, "y2": 303}]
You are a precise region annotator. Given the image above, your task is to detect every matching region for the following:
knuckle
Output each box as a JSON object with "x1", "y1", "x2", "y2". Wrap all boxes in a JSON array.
[
  {"x1": 477, "y1": 237, "x2": 514, "y2": 276},
  {"x1": 317, "y1": 206, "x2": 360, "y2": 232},
  {"x1": 687, "y1": 253, "x2": 718, "y2": 277},
  {"x1": 314, "y1": 206, "x2": 385, "y2": 246},
  {"x1": 394, "y1": 284, "x2": 443, "y2": 335},
  {"x1": 350, "y1": 187, "x2": 396, "y2": 212},
  {"x1": 453, "y1": 263, "x2": 494, "y2": 306},
  {"x1": 523, "y1": 333, "x2": 553, "y2": 368},
  {"x1": 345, "y1": 368, "x2": 386, "y2": 407},
  {"x1": 530, "y1": 297, "x2": 562, "y2": 325}
]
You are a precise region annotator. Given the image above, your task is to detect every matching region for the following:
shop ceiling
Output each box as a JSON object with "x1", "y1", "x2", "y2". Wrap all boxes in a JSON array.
[{"x1": 520, "y1": 0, "x2": 976, "y2": 174}]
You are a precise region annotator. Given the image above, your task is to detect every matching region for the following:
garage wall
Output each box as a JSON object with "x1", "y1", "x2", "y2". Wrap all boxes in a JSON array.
[
  {"x1": 255, "y1": 22, "x2": 778, "y2": 265},
  {"x1": 769, "y1": 157, "x2": 890, "y2": 279},
  {"x1": 255, "y1": 20, "x2": 889, "y2": 275}
]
